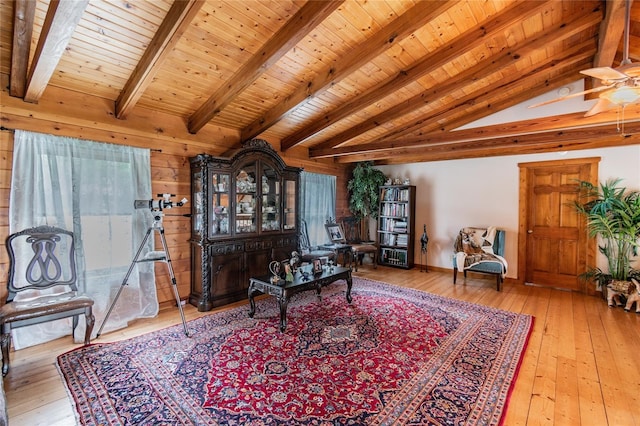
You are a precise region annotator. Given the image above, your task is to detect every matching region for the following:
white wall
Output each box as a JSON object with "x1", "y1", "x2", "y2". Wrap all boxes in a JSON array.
[{"x1": 377, "y1": 145, "x2": 640, "y2": 279}]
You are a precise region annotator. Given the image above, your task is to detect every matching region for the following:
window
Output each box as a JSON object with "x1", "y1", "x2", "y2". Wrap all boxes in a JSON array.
[
  {"x1": 300, "y1": 172, "x2": 336, "y2": 246},
  {"x1": 9, "y1": 130, "x2": 156, "y2": 348}
]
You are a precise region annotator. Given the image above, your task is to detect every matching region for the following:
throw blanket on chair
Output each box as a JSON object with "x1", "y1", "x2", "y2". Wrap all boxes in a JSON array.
[{"x1": 454, "y1": 226, "x2": 508, "y2": 277}]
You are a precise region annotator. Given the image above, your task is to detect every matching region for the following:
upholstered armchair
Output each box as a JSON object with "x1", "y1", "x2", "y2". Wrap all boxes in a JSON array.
[
  {"x1": 452, "y1": 227, "x2": 507, "y2": 291},
  {"x1": 299, "y1": 219, "x2": 336, "y2": 264}
]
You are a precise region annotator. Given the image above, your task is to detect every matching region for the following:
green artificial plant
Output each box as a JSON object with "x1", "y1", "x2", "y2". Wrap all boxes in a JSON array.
[
  {"x1": 347, "y1": 162, "x2": 387, "y2": 241},
  {"x1": 574, "y1": 178, "x2": 640, "y2": 287},
  {"x1": 347, "y1": 161, "x2": 387, "y2": 220}
]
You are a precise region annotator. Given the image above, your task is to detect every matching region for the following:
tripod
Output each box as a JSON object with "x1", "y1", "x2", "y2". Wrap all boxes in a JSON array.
[{"x1": 97, "y1": 212, "x2": 189, "y2": 338}]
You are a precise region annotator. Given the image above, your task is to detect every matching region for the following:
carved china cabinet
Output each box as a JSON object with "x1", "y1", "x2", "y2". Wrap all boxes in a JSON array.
[{"x1": 189, "y1": 139, "x2": 301, "y2": 311}]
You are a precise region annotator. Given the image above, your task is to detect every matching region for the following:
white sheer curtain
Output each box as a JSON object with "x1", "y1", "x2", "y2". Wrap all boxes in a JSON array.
[
  {"x1": 9, "y1": 130, "x2": 157, "y2": 349},
  {"x1": 300, "y1": 172, "x2": 336, "y2": 246}
]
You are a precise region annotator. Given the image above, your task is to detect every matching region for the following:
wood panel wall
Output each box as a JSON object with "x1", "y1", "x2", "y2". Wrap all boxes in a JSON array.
[{"x1": 0, "y1": 77, "x2": 351, "y2": 307}]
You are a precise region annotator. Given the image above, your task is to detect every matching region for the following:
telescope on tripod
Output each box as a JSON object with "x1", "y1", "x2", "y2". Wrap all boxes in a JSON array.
[{"x1": 97, "y1": 194, "x2": 190, "y2": 338}]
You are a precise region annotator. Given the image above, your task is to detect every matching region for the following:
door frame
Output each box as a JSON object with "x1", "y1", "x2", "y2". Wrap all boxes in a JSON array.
[{"x1": 517, "y1": 157, "x2": 600, "y2": 293}]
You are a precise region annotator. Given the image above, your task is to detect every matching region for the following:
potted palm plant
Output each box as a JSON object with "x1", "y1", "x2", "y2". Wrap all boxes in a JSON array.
[
  {"x1": 347, "y1": 161, "x2": 387, "y2": 241},
  {"x1": 574, "y1": 178, "x2": 640, "y2": 293}
]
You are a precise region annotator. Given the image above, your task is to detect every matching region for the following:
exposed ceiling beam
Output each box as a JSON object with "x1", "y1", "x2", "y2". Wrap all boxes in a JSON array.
[
  {"x1": 23, "y1": 0, "x2": 89, "y2": 103},
  {"x1": 364, "y1": 44, "x2": 595, "y2": 146},
  {"x1": 585, "y1": 0, "x2": 628, "y2": 98},
  {"x1": 334, "y1": 120, "x2": 640, "y2": 164},
  {"x1": 279, "y1": 0, "x2": 552, "y2": 151},
  {"x1": 312, "y1": 104, "x2": 636, "y2": 158},
  {"x1": 593, "y1": 0, "x2": 627, "y2": 67},
  {"x1": 311, "y1": 11, "x2": 602, "y2": 151},
  {"x1": 239, "y1": 0, "x2": 458, "y2": 142},
  {"x1": 115, "y1": 0, "x2": 204, "y2": 119},
  {"x1": 378, "y1": 130, "x2": 640, "y2": 164},
  {"x1": 424, "y1": 70, "x2": 589, "y2": 136},
  {"x1": 9, "y1": 0, "x2": 35, "y2": 98},
  {"x1": 187, "y1": 0, "x2": 343, "y2": 134}
]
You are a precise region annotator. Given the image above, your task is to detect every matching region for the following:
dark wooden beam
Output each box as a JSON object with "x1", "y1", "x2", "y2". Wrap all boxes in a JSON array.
[
  {"x1": 187, "y1": 0, "x2": 343, "y2": 134},
  {"x1": 278, "y1": 0, "x2": 552, "y2": 151},
  {"x1": 9, "y1": 0, "x2": 36, "y2": 98},
  {"x1": 116, "y1": 0, "x2": 204, "y2": 119},
  {"x1": 24, "y1": 0, "x2": 89, "y2": 103},
  {"x1": 240, "y1": 0, "x2": 458, "y2": 142}
]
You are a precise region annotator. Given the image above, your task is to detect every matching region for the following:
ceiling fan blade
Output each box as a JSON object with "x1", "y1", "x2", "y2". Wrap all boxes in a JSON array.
[
  {"x1": 616, "y1": 63, "x2": 640, "y2": 78},
  {"x1": 583, "y1": 97, "x2": 615, "y2": 117},
  {"x1": 580, "y1": 67, "x2": 629, "y2": 81},
  {"x1": 528, "y1": 85, "x2": 612, "y2": 109}
]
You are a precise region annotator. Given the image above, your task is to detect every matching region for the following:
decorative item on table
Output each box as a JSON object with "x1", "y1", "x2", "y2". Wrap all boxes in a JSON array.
[
  {"x1": 300, "y1": 268, "x2": 310, "y2": 281},
  {"x1": 269, "y1": 261, "x2": 282, "y2": 284},
  {"x1": 290, "y1": 251, "x2": 301, "y2": 272},
  {"x1": 284, "y1": 263, "x2": 294, "y2": 282},
  {"x1": 328, "y1": 259, "x2": 335, "y2": 272},
  {"x1": 312, "y1": 258, "x2": 323, "y2": 275}
]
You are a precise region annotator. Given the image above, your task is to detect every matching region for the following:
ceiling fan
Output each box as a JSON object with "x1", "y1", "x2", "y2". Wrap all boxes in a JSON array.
[{"x1": 530, "y1": 0, "x2": 640, "y2": 116}]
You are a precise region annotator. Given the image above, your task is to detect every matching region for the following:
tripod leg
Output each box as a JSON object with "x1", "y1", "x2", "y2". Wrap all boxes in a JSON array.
[
  {"x1": 97, "y1": 227, "x2": 153, "y2": 338},
  {"x1": 159, "y1": 228, "x2": 189, "y2": 337}
]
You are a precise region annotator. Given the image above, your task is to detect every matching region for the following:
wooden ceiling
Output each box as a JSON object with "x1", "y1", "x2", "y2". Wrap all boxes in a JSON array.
[{"x1": 1, "y1": 0, "x2": 639, "y2": 164}]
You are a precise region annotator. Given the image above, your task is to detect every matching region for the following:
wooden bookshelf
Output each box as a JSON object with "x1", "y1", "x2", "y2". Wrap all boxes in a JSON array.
[{"x1": 377, "y1": 185, "x2": 416, "y2": 269}]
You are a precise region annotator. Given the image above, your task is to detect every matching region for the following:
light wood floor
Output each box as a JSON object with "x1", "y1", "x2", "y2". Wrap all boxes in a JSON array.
[{"x1": 3, "y1": 268, "x2": 640, "y2": 426}]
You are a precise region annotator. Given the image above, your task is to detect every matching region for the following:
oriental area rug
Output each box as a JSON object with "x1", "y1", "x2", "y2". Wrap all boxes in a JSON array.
[{"x1": 58, "y1": 278, "x2": 533, "y2": 425}]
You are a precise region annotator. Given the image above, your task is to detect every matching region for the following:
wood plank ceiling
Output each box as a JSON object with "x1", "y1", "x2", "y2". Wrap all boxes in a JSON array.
[{"x1": 1, "y1": 0, "x2": 639, "y2": 164}]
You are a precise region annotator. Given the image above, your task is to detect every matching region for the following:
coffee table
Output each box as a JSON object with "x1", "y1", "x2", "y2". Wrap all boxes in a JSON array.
[{"x1": 248, "y1": 265, "x2": 352, "y2": 332}]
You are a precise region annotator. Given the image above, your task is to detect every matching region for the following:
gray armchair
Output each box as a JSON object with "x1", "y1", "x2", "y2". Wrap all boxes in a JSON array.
[
  {"x1": 299, "y1": 219, "x2": 336, "y2": 264},
  {"x1": 453, "y1": 227, "x2": 506, "y2": 291}
]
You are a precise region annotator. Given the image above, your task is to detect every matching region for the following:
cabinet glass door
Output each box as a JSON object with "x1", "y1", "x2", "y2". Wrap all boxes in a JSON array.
[
  {"x1": 283, "y1": 179, "x2": 296, "y2": 230},
  {"x1": 235, "y1": 166, "x2": 256, "y2": 233},
  {"x1": 210, "y1": 173, "x2": 230, "y2": 237},
  {"x1": 192, "y1": 171, "x2": 203, "y2": 236},
  {"x1": 261, "y1": 165, "x2": 280, "y2": 231}
]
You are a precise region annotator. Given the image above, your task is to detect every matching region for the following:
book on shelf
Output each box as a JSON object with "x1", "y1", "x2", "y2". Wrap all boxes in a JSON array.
[{"x1": 381, "y1": 187, "x2": 411, "y2": 202}]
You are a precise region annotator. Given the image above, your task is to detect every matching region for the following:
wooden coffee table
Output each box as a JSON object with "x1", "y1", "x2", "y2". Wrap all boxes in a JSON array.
[{"x1": 248, "y1": 265, "x2": 352, "y2": 332}]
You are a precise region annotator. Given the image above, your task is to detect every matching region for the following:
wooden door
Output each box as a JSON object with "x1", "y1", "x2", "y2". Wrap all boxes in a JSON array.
[{"x1": 518, "y1": 158, "x2": 599, "y2": 292}]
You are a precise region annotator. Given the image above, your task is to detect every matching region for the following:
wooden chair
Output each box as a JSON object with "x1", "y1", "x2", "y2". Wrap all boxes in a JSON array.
[
  {"x1": 1, "y1": 226, "x2": 95, "y2": 376},
  {"x1": 340, "y1": 216, "x2": 377, "y2": 271},
  {"x1": 299, "y1": 219, "x2": 336, "y2": 264}
]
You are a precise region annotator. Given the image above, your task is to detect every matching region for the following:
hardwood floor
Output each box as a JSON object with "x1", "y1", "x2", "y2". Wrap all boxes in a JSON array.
[{"x1": 3, "y1": 268, "x2": 639, "y2": 426}]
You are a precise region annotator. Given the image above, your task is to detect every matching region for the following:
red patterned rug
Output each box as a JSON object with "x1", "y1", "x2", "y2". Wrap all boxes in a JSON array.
[{"x1": 58, "y1": 278, "x2": 533, "y2": 425}]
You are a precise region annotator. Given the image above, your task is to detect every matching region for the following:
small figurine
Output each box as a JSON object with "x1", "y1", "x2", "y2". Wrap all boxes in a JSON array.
[
  {"x1": 290, "y1": 251, "x2": 301, "y2": 272},
  {"x1": 284, "y1": 264, "x2": 294, "y2": 282}
]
